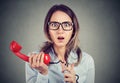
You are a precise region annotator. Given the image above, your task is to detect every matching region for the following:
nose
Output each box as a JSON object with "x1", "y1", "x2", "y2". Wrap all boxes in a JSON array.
[{"x1": 57, "y1": 25, "x2": 64, "y2": 34}]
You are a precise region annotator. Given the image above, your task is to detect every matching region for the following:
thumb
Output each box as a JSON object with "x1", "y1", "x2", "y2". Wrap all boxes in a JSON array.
[
  {"x1": 71, "y1": 63, "x2": 74, "y2": 69},
  {"x1": 61, "y1": 63, "x2": 66, "y2": 73}
]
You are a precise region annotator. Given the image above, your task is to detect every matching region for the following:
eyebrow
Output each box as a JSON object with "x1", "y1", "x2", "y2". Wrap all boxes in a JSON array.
[{"x1": 49, "y1": 21, "x2": 72, "y2": 23}]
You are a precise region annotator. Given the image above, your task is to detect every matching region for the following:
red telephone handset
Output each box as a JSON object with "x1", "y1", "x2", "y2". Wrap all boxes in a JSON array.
[{"x1": 9, "y1": 40, "x2": 51, "y2": 65}]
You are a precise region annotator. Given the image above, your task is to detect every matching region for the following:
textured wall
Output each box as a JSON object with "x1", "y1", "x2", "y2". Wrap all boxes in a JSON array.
[{"x1": 0, "y1": 0, "x2": 120, "y2": 83}]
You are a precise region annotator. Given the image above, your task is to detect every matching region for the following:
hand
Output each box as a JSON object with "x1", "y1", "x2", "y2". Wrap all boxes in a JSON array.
[
  {"x1": 62, "y1": 64, "x2": 76, "y2": 83},
  {"x1": 29, "y1": 52, "x2": 48, "y2": 75}
]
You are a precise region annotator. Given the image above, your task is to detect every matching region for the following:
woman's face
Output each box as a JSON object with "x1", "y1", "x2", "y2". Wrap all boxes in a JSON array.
[{"x1": 49, "y1": 11, "x2": 73, "y2": 48}]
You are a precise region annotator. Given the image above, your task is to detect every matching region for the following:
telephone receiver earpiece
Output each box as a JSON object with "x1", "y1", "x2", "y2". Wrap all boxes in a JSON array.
[{"x1": 9, "y1": 40, "x2": 51, "y2": 65}]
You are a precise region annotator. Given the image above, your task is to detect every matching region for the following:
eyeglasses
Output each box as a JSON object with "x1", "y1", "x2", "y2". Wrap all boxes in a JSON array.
[{"x1": 48, "y1": 21, "x2": 73, "y2": 31}]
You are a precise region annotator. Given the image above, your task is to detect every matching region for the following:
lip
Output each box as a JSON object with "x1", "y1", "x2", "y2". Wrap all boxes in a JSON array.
[{"x1": 57, "y1": 36, "x2": 64, "y2": 41}]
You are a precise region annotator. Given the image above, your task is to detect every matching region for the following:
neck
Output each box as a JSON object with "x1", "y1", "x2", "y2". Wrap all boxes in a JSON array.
[{"x1": 53, "y1": 45, "x2": 66, "y2": 61}]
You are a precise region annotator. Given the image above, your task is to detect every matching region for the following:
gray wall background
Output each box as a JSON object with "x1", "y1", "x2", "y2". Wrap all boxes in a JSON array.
[{"x1": 0, "y1": 0, "x2": 120, "y2": 83}]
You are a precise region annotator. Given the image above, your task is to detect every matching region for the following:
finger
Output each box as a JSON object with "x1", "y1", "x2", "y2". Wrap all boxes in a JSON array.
[
  {"x1": 64, "y1": 72, "x2": 71, "y2": 77},
  {"x1": 71, "y1": 64, "x2": 75, "y2": 73},
  {"x1": 64, "y1": 73, "x2": 72, "y2": 82},
  {"x1": 32, "y1": 53, "x2": 38, "y2": 67},
  {"x1": 71, "y1": 63, "x2": 74, "y2": 68},
  {"x1": 65, "y1": 65, "x2": 71, "y2": 73},
  {"x1": 64, "y1": 73, "x2": 75, "y2": 83},
  {"x1": 66, "y1": 64, "x2": 75, "y2": 74},
  {"x1": 64, "y1": 77, "x2": 72, "y2": 82},
  {"x1": 61, "y1": 63, "x2": 66, "y2": 73},
  {"x1": 29, "y1": 53, "x2": 35, "y2": 67},
  {"x1": 36, "y1": 53, "x2": 42, "y2": 66},
  {"x1": 40, "y1": 52, "x2": 44, "y2": 63}
]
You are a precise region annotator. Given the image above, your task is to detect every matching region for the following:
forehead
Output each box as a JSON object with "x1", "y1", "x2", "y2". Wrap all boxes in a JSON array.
[{"x1": 50, "y1": 10, "x2": 72, "y2": 22}]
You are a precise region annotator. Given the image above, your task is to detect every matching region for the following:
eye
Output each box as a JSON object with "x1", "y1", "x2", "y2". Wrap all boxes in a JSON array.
[
  {"x1": 50, "y1": 22, "x2": 59, "y2": 27},
  {"x1": 63, "y1": 22, "x2": 72, "y2": 27},
  {"x1": 63, "y1": 23, "x2": 69, "y2": 27}
]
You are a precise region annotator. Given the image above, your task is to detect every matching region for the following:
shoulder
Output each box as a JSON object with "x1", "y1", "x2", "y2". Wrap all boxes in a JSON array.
[
  {"x1": 80, "y1": 51, "x2": 95, "y2": 70},
  {"x1": 81, "y1": 52, "x2": 94, "y2": 63}
]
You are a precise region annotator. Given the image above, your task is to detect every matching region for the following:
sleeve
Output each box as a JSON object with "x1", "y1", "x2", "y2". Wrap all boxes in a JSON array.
[
  {"x1": 85, "y1": 56, "x2": 95, "y2": 83},
  {"x1": 25, "y1": 52, "x2": 49, "y2": 83},
  {"x1": 25, "y1": 62, "x2": 49, "y2": 83}
]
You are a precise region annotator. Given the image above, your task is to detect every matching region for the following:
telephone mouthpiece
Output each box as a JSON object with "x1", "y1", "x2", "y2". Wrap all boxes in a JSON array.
[{"x1": 10, "y1": 40, "x2": 22, "y2": 52}]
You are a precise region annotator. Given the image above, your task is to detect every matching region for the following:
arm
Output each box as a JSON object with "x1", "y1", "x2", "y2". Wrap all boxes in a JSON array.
[
  {"x1": 85, "y1": 56, "x2": 95, "y2": 83},
  {"x1": 25, "y1": 52, "x2": 49, "y2": 83},
  {"x1": 85, "y1": 68, "x2": 95, "y2": 83},
  {"x1": 25, "y1": 62, "x2": 49, "y2": 83}
]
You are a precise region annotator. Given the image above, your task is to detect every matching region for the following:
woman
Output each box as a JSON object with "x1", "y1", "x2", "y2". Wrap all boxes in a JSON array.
[{"x1": 26, "y1": 4, "x2": 95, "y2": 83}]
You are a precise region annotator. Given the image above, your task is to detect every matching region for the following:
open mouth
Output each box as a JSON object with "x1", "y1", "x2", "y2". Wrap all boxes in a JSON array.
[{"x1": 57, "y1": 36, "x2": 64, "y2": 40}]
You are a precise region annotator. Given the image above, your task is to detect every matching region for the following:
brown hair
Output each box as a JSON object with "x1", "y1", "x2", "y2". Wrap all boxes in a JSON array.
[{"x1": 41, "y1": 4, "x2": 81, "y2": 66}]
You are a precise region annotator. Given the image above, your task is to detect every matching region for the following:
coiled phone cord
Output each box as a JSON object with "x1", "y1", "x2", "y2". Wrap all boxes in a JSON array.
[{"x1": 49, "y1": 60, "x2": 79, "y2": 83}]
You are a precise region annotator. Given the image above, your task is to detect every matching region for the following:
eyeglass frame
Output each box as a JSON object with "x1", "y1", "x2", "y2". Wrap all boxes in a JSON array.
[{"x1": 48, "y1": 21, "x2": 73, "y2": 31}]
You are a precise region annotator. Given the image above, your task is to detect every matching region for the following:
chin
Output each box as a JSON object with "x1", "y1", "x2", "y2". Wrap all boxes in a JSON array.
[{"x1": 55, "y1": 43, "x2": 66, "y2": 48}]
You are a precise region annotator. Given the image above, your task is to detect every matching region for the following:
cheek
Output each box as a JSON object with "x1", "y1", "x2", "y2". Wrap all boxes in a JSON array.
[
  {"x1": 66, "y1": 31, "x2": 73, "y2": 40},
  {"x1": 68, "y1": 31, "x2": 73, "y2": 37},
  {"x1": 49, "y1": 31, "x2": 56, "y2": 41}
]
